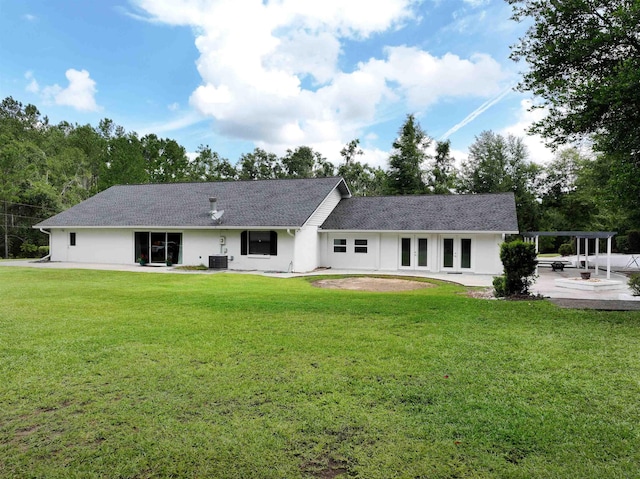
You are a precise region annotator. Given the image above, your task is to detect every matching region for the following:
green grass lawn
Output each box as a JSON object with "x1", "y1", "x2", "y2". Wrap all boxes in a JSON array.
[{"x1": 1, "y1": 268, "x2": 639, "y2": 478}]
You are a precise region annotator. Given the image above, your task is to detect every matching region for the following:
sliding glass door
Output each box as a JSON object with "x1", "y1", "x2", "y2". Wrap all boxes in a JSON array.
[{"x1": 135, "y1": 232, "x2": 182, "y2": 264}]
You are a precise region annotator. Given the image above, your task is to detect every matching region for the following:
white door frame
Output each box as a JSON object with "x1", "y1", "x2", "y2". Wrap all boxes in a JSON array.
[
  {"x1": 399, "y1": 235, "x2": 430, "y2": 270},
  {"x1": 441, "y1": 236, "x2": 473, "y2": 272}
]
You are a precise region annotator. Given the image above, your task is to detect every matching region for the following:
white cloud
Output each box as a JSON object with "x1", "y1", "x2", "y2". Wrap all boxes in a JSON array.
[
  {"x1": 41, "y1": 69, "x2": 100, "y2": 112},
  {"x1": 462, "y1": 0, "x2": 490, "y2": 7},
  {"x1": 130, "y1": 0, "x2": 510, "y2": 158},
  {"x1": 501, "y1": 99, "x2": 555, "y2": 164},
  {"x1": 136, "y1": 112, "x2": 204, "y2": 136},
  {"x1": 25, "y1": 71, "x2": 40, "y2": 93},
  {"x1": 378, "y1": 47, "x2": 508, "y2": 107},
  {"x1": 168, "y1": 102, "x2": 180, "y2": 111}
]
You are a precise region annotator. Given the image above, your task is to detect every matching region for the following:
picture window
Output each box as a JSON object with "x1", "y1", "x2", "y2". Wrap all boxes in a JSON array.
[{"x1": 241, "y1": 231, "x2": 278, "y2": 256}]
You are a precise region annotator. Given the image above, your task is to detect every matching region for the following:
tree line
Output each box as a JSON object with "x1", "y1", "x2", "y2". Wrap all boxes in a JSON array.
[{"x1": 1, "y1": 96, "x2": 635, "y2": 258}]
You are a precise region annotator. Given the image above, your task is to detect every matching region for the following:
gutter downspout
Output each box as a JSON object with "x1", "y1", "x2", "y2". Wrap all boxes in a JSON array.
[
  {"x1": 286, "y1": 229, "x2": 296, "y2": 273},
  {"x1": 38, "y1": 228, "x2": 51, "y2": 262}
]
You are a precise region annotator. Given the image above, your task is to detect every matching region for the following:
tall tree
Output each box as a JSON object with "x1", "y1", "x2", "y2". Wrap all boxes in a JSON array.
[
  {"x1": 281, "y1": 146, "x2": 329, "y2": 178},
  {"x1": 385, "y1": 114, "x2": 431, "y2": 195},
  {"x1": 97, "y1": 120, "x2": 147, "y2": 190},
  {"x1": 237, "y1": 148, "x2": 282, "y2": 180},
  {"x1": 538, "y1": 148, "x2": 597, "y2": 232},
  {"x1": 337, "y1": 139, "x2": 386, "y2": 196},
  {"x1": 141, "y1": 134, "x2": 190, "y2": 183},
  {"x1": 508, "y1": 0, "x2": 640, "y2": 220},
  {"x1": 0, "y1": 98, "x2": 46, "y2": 257},
  {"x1": 458, "y1": 131, "x2": 541, "y2": 231},
  {"x1": 186, "y1": 145, "x2": 236, "y2": 182},
  {"x1": 426, "y1": 140, "x2": 457, "y2": 194}
]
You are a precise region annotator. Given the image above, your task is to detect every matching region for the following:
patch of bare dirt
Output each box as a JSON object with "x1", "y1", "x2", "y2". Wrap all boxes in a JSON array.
[
  {"x1": 312, "y1": 277, "x2": 435, "y2": 292},
  {"x1": 464, "y1": 288, "x2": 496, "y2": 299}
]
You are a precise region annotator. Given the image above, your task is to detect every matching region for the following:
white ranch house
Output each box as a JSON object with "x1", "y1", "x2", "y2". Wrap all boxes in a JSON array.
[{"x1": 35, "y1": 177, "x2": 518, "y2": 275}]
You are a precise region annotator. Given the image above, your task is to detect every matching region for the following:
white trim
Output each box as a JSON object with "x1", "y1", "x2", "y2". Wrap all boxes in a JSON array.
[
  {"x1": 39, "y1": 225, "x2": 300, "y2": 230},
  {"x1": 319, "y1": 229, "x2": 518, "y2": 235}
]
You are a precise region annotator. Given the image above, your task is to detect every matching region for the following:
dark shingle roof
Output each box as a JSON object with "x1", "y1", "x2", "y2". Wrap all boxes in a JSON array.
[
  {"x1": 36, "y1": 177, "x2": 349, "y2": 228},
  {"x1": 321, "y1": 193, "x2": 518, "y2": 232}
]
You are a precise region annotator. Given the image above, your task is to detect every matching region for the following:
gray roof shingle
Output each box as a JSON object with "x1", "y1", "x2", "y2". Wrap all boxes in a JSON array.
[
  {"x1": 35, "y1": 177, "x2": 349, "y2": 228},
  {"x1": 321, "y1": 193, "x2": 518, "y2": 232}
]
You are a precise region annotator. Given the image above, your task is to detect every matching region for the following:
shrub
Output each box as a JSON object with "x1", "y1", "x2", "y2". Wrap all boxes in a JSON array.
[
  {"x1": 494, "y1": 240, "x2": 538, "y2": 297},
  {"x1": 615, "y1": 235, "x2": 629, "y2": 253},
  {"x1": 628, "y1": 230, "x2": 640, "y2": 253},
  {"x1": 558, "y1": 243, "x2": 574, "y2": 256},
  {"x1": 19, "y1": 242, "x2": 39, "y2": 258},
  {"x1": 629, "y1": 274, "x2": 640, "y2": 296},
  {"x1": 492, "y1": 276, "x2": 507, "y2": 298},
  {"x1": 37, "y1": 245, "x2": 49, "y2": 257}
]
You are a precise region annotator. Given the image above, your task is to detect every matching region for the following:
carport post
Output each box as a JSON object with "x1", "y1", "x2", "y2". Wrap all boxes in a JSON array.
[
  {"x1": 585, "y1": 238, "x2": 589, "y2": 271},
  {"x1": 595, "y1": 238, "x2": 599, "y2": 276},
  {"x1": 607, "y1": 236, "x2": 612, "y2": 280}
]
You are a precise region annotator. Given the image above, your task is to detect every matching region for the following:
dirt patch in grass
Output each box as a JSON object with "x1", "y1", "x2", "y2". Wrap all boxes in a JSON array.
[
  {"x1": 312, "y1": 277, "x2": 435, "y2": 292},
  {"x1": 301, "y1": 457, "x2": 349, "y2": 478},
  {"x1": 464, "y1": 287, "x2": 495, "y2": 299}
]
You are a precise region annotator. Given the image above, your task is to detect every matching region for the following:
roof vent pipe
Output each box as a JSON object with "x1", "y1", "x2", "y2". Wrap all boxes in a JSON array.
[{"x1": 209, "y1": 197, "x2": 217, "y2": 213}]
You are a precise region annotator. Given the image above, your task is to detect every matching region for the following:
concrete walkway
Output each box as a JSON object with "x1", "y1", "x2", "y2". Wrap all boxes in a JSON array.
[{"x1": 1, "y1": 257, "x2": 638, "y2": 303}]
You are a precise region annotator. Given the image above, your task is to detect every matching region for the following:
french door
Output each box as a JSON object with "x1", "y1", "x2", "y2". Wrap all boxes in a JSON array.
[
  {"x1": 442, "y1": 237, "x2": 472, "y2": 272},
  {"x1": 400, "y1": 236, "x2": 429, "y2": 270}
]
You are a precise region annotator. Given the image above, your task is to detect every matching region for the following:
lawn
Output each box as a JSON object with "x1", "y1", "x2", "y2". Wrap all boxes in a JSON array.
[{"x1": 1, "y1": 268, "x2": 639, "y2": 478}]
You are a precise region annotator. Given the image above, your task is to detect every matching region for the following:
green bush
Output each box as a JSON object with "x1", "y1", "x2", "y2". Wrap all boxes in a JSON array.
[
  {"x1": 37, "y1": 245, "x2": 49, "y2": 257},
  {"x1": 558, "y1": 243, "x2": 574, "y2": 256},
  {"x1": 494, "y1": 240, "x2": 538, "y2": 297},
  {"x1": 19, "y1": 242, "x2": 39, "y2": 258},
  {"x1": 616, "y1": 236, "x2": 629, "y2": 253},
  {"x1": 629, "y1": 274, "x2": 640, "y2": 296},
  {"x1": 492, "y1": 276, "x2": 507, "y2": 298},
  {"x1": 628, "y1": 231, "x2": 640, "y2": 253}
]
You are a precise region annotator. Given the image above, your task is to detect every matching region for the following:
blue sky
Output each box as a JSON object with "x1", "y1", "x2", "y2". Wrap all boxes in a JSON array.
[{"x1": 0, "y1": 0, "x2": 553, "y2": 167}]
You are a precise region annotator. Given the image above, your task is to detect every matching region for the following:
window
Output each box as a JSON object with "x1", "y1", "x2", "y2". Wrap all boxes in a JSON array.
[
  {"x1": 69, "y1": 232, "x2": 76, "y2": 246},
  {"x1": 354, "y1": 239, "x2": 368, "y2": 253},
  {"x1": 241, "y1": 231, "x2": 277, "y2": 256},
  {"x1": 333, "y1": 238, "x2": 346, "y2": 253}
]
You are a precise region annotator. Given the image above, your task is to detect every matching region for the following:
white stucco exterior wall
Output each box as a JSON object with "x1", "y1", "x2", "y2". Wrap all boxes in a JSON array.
[
  {"x1": 320, "y1": 233, "x2": 381, "y2": 270},
  {"x1": 320, "y1": 231, "x2": 505, "y2": 274},
  {"x1": 50, "y1": 228, "x2": 139, "y2": 264},
  {"x1": 470, "y1": 234, "x2": 504, "y2": 275},
  {"x1": 292, "y1": 226, "x2": 319, "y2": 272},
  {"x1": 224, "y1": 229, "x2": 295, "y2": 272},
  {"x1": 48, "y1": 227, "x2": 504, "y2": 275}
]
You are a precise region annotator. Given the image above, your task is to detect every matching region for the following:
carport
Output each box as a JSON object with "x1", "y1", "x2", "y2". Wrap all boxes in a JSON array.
[{"x1": 522, "y1": 231, "x2": 617, "y2": 279}]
